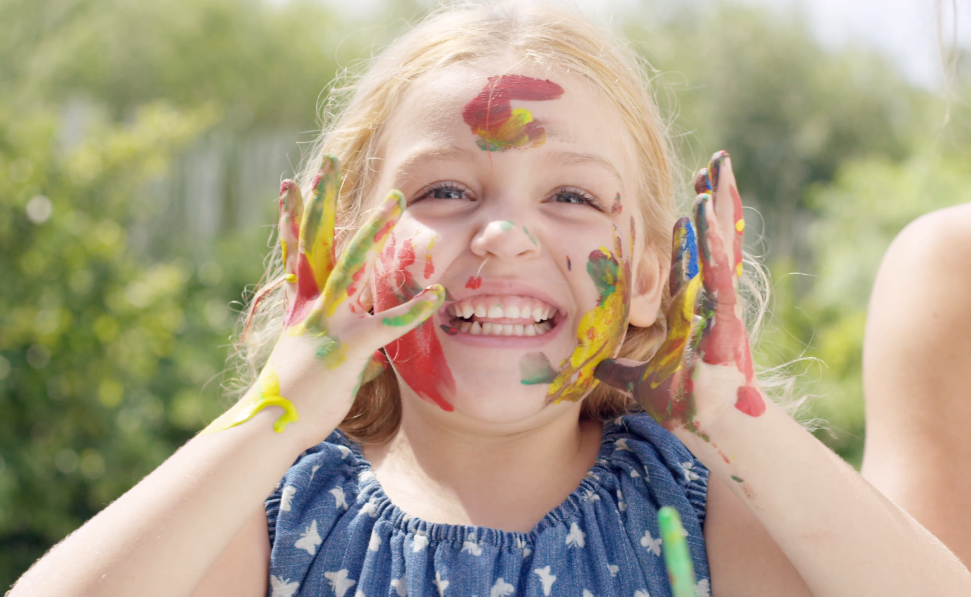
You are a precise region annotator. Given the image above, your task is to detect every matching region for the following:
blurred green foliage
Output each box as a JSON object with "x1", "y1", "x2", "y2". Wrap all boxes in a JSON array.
[{"x1": 1, "y1": 0, "x2": 969, "y2": 587}]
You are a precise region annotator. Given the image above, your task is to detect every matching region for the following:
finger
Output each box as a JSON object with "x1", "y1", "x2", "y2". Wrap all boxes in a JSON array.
[
  {"x1": 593, "y1": 357, "x2": 646, "y2": 395},
  {"x1": 278, "y1": 180, "x2": 303, "y2": 286},
  {"x1": 320, "y1": 190, "x2": 405, "y2": 318},
  {"x1": 298, "y1": 154, "x2": 341, "y2": 300},
  {"x1": 693, "y1": 191, "x2": 737, "y2": 309},
  {"x1": 708, "y1": 150, "x2": 744, "y2": 278},
  {"x1": 364, "y1": 285, "x2": 447, "y2": 350},
  {"x1": 668, "y1": 217, "x2": 698, "y2": 297},
  {"x1": 692, "y1": 167, "x2": 711, "y2": 196}
]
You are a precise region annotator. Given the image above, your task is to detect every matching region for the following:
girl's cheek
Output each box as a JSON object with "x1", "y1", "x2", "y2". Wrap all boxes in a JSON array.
[{"x1": 374, "y1": 232, "x2": 457, "y2": 412}]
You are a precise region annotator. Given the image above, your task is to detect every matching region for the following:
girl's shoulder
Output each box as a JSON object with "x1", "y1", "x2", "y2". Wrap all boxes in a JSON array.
[{"x1": 263, "y1": 413, "x2": 711, "y2": 597}]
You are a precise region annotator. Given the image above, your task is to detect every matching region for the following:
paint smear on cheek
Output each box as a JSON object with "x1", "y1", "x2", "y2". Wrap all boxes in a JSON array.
[
  {"x1": 462, "y1": 75, "x2": 564, "y2": 152},
  {"x1": 520, "y1": 352, "x2": 558, "y2": 385},
  {"x1": 611, "y1": 193, "x2": 623, "y2": 215},
  {"x1": 375, "y1": 234, "x2": 456, "y2": 411}
]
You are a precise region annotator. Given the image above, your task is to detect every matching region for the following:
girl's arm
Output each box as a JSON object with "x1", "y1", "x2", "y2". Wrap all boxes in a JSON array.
[
  {"x1": 597, "y1": 152, "x2": 971, "y2": 595},
  {"x1": 861, "y1": 204, "x2": 971, "y2": 568},
  {"x1": 10, "y1": 156, "x2": 445, "y2": 597}
]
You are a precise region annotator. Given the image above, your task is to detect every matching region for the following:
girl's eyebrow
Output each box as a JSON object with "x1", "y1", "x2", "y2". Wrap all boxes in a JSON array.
[
  {"x1": 544, "y1": 150, "x2": 623, "y2": 186},
  {"x1": 391, "y1": 145, "x2": 476, "y2": 186}
]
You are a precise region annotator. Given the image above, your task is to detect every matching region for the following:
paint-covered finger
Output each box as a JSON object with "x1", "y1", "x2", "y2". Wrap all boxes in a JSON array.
[
  {"x1": 692, "y1": 167, "x2": 711, "y2": 196},
  {"x1": 279, "y1": 180, "x2": 303, "y2": 285},
  {"x1": 366, "y1": 285, "x2": 447, "y2": 350},
  {"x1": 708, "y1": 151, "x2": 745, "y2": 278},
  {"x1": 298, "y1": 154, "x2": 341, "y2": 296},
  {"x1": 593, "y1": 357, "x2": 646, "y2": 396},
  {"x1": 668, "y1": 217, "x2": 698, "y2": 297},
  {"x1": 321, "y1": 190, "x2": 405, "y2": 318},
  {"x1": 658, "y1": 507, "x2": 698, "y2": 597}
]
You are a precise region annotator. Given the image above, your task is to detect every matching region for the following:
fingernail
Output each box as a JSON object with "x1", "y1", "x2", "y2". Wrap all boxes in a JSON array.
[
  {"x1": 385, "y1": 189, "x2": 406, "y2": 214},
  {"x1": 708, "y1": 150, "x2": 730, "y2": 188}
]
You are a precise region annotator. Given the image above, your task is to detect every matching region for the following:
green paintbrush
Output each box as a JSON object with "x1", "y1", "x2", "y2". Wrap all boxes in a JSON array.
[{"x1": 658, "y1": 506, "x2": 697, "y2": 597}]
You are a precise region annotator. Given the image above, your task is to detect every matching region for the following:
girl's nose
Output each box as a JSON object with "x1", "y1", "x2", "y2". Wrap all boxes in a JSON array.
[{"x1": 470, "y1": 220, "x2": 541, "y2": 261}]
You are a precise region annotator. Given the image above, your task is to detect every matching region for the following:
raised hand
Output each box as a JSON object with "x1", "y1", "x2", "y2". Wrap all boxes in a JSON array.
[
  {"x1": 200, "y1": 155, "x2": 444, "y2": 442},
  {"x1": 594, "y1": 151, "x2": 764, "y2": 436}
]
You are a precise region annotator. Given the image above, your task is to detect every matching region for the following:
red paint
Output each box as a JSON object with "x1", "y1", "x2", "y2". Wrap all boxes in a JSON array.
[
  {"x1": 462, "y1": 75, "x2": 564, "y2": 150},
  {"x1": 376, "y1": 234, "x2": 455, "y2": 411},
  {"x1": 374, "y1": 218, "x2": 394, "y2": 244},
  {"x1": 279, "y1": 181, "x2": 301, "y2": 239},
  {"x1": 465, "y1": 276, "x2": 482, "y2": 290},
  {"x1": 735, "y1": 385, "x2": 766, "y2": 417},
  {"x1": 345, "y1": 265, "x2": 366, "y2": 303},
  {"x1": 611, "y1": 193, "x2": 623, "y2": 214},
  {"x1": 285, "y1": 253, "x2": 319, "y2": 326},
  {"x1": 424, "y1": 253, "x2": 435, "y2": 280},
  {"x1": 440, "y1": 324, "x2": 458, "y2": 336}
]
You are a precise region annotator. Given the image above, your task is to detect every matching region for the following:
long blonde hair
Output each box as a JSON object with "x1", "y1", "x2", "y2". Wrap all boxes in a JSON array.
[{"x1": 228, "y1": 2, "x2": 780, "y2": 443}]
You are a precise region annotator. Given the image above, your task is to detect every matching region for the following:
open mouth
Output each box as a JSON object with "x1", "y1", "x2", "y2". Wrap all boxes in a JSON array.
[{"x1": 443, "y1": 294, "x2": 560, "y2": 337}]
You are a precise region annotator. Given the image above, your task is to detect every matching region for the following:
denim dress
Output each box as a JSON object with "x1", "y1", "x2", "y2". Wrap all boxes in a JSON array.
[{"x1": 264, "y1": 414, "x2": 711, "y2": 597}]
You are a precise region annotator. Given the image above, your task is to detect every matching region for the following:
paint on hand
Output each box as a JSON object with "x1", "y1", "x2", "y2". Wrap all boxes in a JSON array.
[
  {"x1": 199, "y1": 363, "x2": 299, "y2": 435},
  {"x1": 466, "y1": 276, "x2": 482, "y2": 290},
  {"x1": 610, "y1": 193, "x2": 623, "y2": 215},
  {"x1": 462, "y1": 75, "x2": 564, "y2": 152},
  {"x1": 376, "y1": 234, "x2": 456, "y2": 411},
  {"x1": 657, "y1": 507, "x2": 698, "y2": 597},
  {"x1": 519, "y1": 352, "x2": 559, "y2": 385},
  {"x1": 545, "y1": 226, "x2": 630, "y2": 404},
  {"x1": 382, "y1": 286, "x2": 446, "y2": 327}
]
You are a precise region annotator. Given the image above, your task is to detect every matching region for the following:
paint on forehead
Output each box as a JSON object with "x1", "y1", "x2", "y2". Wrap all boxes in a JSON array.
[
  {"x1": 462, "y1": 75, "x2": 564, "y2": 152},
  {"x1": 520, "y1": 352, "x2": 559, "y2": 385},
  {"x1": 611, "y1": 193, "x2": 623, "y2": 215},
  {"x1": 375, "y1": 233, "x2": 456, "y2": 411}
]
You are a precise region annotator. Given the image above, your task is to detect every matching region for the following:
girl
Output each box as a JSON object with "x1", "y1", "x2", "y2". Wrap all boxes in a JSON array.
[{"x1": 12, "y1": 3, "x2": 971, "y2": 596}]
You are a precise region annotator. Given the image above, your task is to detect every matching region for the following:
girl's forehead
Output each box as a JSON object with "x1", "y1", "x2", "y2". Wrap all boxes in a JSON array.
[{"x1": 382, "y1": 64, "x2": 634, "y2": 167}]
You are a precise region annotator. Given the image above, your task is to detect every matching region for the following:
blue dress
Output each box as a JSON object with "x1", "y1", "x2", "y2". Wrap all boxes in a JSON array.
[{"x1": 264, "y1": 414, "x2": 711, "y2": 597}]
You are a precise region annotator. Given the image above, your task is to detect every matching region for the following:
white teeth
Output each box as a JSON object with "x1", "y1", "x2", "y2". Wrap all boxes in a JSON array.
[
  {"x1": 462, "y1": 305, "x2": 474, "y2": 319},
  {"x1": 514, "y1": 324, "x2": 524, "y2": 336},
  {"x1": 505, "y1": 305, "x2": 520, "y2": 319},
  {"x1": 533, "y1": 310, "x2": 544, "y2": 323},
  {"x1": 525, "y1": 324, "x2": 537, "y2": 336},
  {"x1": 470, "y1": 321, "x2": 482, "y2": 335},
  {"x1": 520, "y1": 305, "x2": 532, "y2": 319},
  {"x1": 501, "y1": 324, "x2": 513, "y2": 335},
  {"x1": 487, "y1": 305, "x2": 503, "y2": 318},
  {"x1": 482, "y1": 322, "x2": 495, "y2": 335},
  {"x1": 474, "y1": 304, "x2": 487, "y2": 318},
  {"x1": 460, "y1": 321, "x2": 472, "y2": 333}
]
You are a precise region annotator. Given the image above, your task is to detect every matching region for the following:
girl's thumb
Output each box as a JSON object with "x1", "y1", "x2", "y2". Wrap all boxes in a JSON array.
[{"x1": 364, "y1": 285, "x2": 446, "y2": 349}]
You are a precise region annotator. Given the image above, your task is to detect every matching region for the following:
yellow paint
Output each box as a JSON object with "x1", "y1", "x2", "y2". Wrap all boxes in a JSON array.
[
  {"x1": 286, "y1": 273, "x2": 297, "y2": 283},
  {"x1": 735, "y1": 218, "x2": 745, "y2": 232},
  {"x1": 301, "y1": 158, "x2": 339, "y2": 294},
  {"x1": 736, "y1": 262, "x2": 743, "y2": 277},
  {"x1": 281, "y1": 238, "x2": 289, "y2": 267},
  {"x1": 546, "y1": 228, "x2": 629, "y2": 404},
  {"x1": 646, "y1": 274, "x2": 703, "y2": 389},
  {"x1": 199, "y1": 363, "x2": 299, "y2": 435}
]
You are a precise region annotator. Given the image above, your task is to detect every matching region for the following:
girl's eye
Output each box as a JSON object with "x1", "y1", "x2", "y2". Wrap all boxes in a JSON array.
[
  {"x1": 551, "y1": 187, "x2": 603, "y2": 210},
  {"x1": 414, "y1": 182, "x2": 472, "y2": 202}
]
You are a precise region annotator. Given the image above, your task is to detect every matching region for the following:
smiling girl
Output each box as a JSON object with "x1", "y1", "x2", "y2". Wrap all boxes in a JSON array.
[{"x1": 11, "y1": 4, "x2": 971, "y2": 597}]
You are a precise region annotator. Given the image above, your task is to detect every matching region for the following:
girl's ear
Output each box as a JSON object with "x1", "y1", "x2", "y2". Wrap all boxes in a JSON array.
[{"x1": 629, "y1": 250, "x2": 666, "y2": 328}]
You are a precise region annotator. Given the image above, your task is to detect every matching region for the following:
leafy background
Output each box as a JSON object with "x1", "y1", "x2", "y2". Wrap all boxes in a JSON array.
[{"x1": 1, "y1": 0, "x2": 969, "y2": 585}]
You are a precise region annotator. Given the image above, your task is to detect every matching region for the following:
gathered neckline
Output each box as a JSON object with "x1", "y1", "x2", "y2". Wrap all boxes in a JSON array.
[{"x1": 329, "y1": 417, "x2": 631, "y2": 550}]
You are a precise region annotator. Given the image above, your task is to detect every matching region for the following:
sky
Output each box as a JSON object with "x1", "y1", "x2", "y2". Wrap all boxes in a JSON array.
[{"x1": 313, "y1": 0, "x2": 970, "y2": 90}]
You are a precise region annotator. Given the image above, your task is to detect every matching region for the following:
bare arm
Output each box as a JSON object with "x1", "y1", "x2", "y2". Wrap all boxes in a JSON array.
[{"x1": 862, "y1": 204, "x2": 971, "y2": 567}]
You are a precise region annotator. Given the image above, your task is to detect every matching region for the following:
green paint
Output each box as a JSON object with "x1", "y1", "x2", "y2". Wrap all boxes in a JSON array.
[
  {"x1": 657, "y1": 506, "x2": 697, "y2": 597},
  {"x1": 314, "y1": 335, "x2": 340, "y2": 360},
  {"x1": 731, "y1": 475, "x2": 744, "y2": 483},
  {"x1": 381, "y1": 287, "x2": 444, "y2": 327},
  {"x1": 586, "y1": 250, "x2": 619, "y2": 304},
  {"x1": 519, "y1": 352, "x2": 559, "y2": 385},
  {"x1": 523, "y1": 226, "x2": 539, "y2": 246},
  {"x1": 499, "y1": 220, "x2": 515, "y2": 232}
]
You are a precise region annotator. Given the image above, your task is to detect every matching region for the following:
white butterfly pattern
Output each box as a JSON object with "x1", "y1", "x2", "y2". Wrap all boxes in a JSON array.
[
  {"x1": 565, "y1": 522, "x2": 586, "y2": 548},
  {"x1": 337, "y1": 445, "x2": 351, "y2": 459},
  {"x1": 412, "y1": 532, "x2": 429, "y2": 552},
  {"x1": 583, "y1": 489, "x2": 600, "y2": 503},
  {"x1": 462, "y1": 537, "x2": 483, "y2": 556},
  {"x1": 360, "y1": 498, "x2": 378, "y2": 518},
  {"x1": 640, "y1": 529, "x2": 662, "y2": 556},
  {"x1": 680, "y1": 462, "x2": 700, "y2": 483},
  {"x1": 324, "y1": 569, "x2": 356, "y2": 597},
  {"x1": 515, "y1": 536, "x2": 532, "y2": 558},
  {"x1": 534, "y1": 566, "x2": 556, "y2": 596},
  {"x1": 294, "y1": 519, "x2": 322, "y2": 555},
  {"x1": 607, "y1": 564, "x2": 619, "y2": 577},
  {"x1": 391, "y1": 576, "x2": 407, "y2": 597},
  {"x1": 614, "y1": 438, "x2": 632, "y2": 452},
  {"x1": 634, "y1": 590, "x2": 651, "y2": 597},
  {"x1": 280, "y1": 486, "x2": 297, "y2": 512},
  {"x1": 309, "y1": 464, "x2": 321, "y2": 483},
  {"x1": 433, "y1": 571, "x2": 449, "y2": 597},
  {"x1": 330, "y1": 487, "x2": 348, "y2": 510},
  {"x1": 368, "y1": 530, "x2": 381, "y2": 552},
  {"x1": 696, "y1": 578, "x2": 711, "y2": 597},
  {"x1": 490, "y1": 577, "x2": 514, "y2": 597},
  {"x1": 270, "y1": 575, "x2": 299, "y2": 597},
  {"x1": 617, "y1": 489, "x2": 627, "y2": 512},
  {"x1": 582, "y1": 590, "x2": 595, "y2": 597}
]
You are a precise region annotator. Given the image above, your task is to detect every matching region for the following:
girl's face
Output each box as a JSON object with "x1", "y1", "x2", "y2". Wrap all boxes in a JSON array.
[{"x1": 371, "y1": 64, "x2": 663, "y2": 425}]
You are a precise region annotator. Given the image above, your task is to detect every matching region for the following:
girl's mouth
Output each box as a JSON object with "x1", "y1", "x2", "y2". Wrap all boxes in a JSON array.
[{"x1": 443, "y1": 294, "x2": 561, "y2": 337}]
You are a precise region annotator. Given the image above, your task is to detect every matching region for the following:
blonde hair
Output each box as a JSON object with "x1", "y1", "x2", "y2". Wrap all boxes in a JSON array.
[{"x1": 228, "y1": 1, "x2": 789, "y2": 443}]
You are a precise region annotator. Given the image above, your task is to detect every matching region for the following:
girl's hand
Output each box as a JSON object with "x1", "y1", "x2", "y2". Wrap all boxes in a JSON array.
[
  {"x1": 201, "y1": 155, "x2": 444, "y2": 448},
  {"x1": 594, "y1": 151, "x2": 764, "y2": 437}
]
